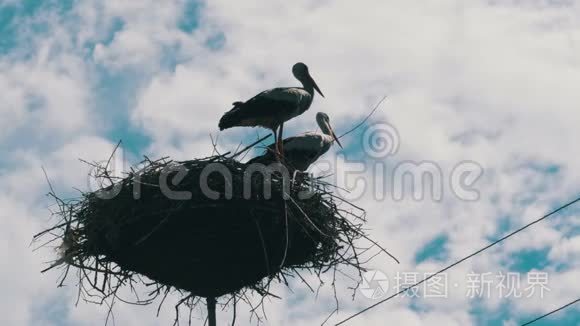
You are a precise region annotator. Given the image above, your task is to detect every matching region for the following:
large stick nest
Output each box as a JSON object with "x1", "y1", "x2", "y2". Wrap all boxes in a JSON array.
[{"x1": 35, "y1": 152, "x2": 382, "y2": 323}]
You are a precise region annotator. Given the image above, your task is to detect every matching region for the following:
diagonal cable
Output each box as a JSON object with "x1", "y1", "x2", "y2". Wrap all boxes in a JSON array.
[
  {"x1": 334, "y1": 196, "x2": 580, "y2": 325},
  {"x1": 520, "y1": 297, "x2": 580, "y2": 326}
]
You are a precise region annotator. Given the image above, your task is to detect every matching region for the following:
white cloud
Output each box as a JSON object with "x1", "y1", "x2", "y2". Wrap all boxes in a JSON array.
[
  {"x1": 548, "y1": 235, "x2": 580, "y2": 264},
  {"x1": 1, "y1": 0, "x2": 579, "y2": 325},
  {"x1": 0, "y1": 59, "x2": 93, "y2": 143}
]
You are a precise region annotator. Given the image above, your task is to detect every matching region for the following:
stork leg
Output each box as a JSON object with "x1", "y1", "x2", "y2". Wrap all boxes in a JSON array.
[
  {"x1": 271, "y1": 127, "x2": 281, "y2": 162},
  {"x1": 277, "y1": 123, "x2": 285, "y2": 160}
]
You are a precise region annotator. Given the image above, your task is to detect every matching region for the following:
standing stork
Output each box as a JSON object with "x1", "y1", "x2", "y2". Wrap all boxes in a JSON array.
[
  {"x1": 218, "y1": 62, "x2": 324, "y2": 157},
  {"x1": 248, "y1": 112, "x2": 342, "y2": 171}
]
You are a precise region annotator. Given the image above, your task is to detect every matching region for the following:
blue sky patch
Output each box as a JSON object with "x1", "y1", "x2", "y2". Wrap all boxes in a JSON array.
[
  {"x1": 178, "y1": 0, "x2": 202, "y2": 33},
  {"x1": 415, "y1": 233, "x2": 449, "y2": 264},
  {"x1": 506, "y1": 248, "x2": 550, "y2": 273}
]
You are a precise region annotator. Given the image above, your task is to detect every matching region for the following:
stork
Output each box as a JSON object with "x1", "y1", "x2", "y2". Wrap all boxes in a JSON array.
[
  {"x1": 218, "y1": 62, "x2": 324, "y2": 158},
  {"x1": 248, "y1": 112, "x2": 342, "y2": 171}
]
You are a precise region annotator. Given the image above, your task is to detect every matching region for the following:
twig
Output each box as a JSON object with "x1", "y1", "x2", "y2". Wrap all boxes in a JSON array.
[
  {"x1": 230, "y1": 134, "x2": 272, "y2": 159},
  {"x1": 338, "y1": 96, "x2": 388, "y2": 139},
  {"x1": 105, "y1": 140, "x2": 123, "y2": 172}
]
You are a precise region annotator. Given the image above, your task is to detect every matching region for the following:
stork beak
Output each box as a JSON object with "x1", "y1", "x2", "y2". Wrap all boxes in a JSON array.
[
  {"x1": 311, "y1": 76, "x2": 324, "y2": 98},
  {"x1": 330, "y1": 127, "x2": 343, "y2": 148}
]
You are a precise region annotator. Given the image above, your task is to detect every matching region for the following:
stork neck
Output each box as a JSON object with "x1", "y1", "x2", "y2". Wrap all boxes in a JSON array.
[
  {"x1": 320, "y1": 124, "x2": 331, "y2": 135},
  {"x1": 317, "y1": 119, "x2": 331, "y2": 135}
]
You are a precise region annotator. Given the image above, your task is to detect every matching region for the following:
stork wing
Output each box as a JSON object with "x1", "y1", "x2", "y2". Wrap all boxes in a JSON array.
[
  {"x1": 219, "y1": 88, "x2": 306, "y2": 130},
  {"x1": 258, "y1": 132, "x2": 317, "y2": 154},
  {"x1": 246, "y1": 136, "x2": 296, "y2": 165},
  {"x1": 247, "y1": 133, "x2": 327, "y2": 171}
]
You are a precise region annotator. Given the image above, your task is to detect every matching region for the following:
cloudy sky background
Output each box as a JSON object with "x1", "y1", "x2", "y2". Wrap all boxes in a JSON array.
[{"x1": 1, "y1": 0, "x2": 579, "y2": 325}]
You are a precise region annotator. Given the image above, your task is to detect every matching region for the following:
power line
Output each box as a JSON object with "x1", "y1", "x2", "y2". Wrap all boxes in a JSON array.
[
  {"x1": 334, "y1": 196, "x2": 580, "y2": 325},
  {"x1": 520, "y1": 297, "x2": 580, "y2": 326}
]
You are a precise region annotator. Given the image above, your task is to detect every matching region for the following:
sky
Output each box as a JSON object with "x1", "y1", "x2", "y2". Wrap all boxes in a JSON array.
[{"x1": 0, "y1": 0, "x2": 579, "y2": 325}]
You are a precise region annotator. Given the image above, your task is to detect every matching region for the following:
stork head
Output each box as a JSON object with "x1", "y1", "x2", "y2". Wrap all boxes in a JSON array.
[
  {"x1": 292, "y1": 62, "x2": 324, "y2": 97},
  {"x1": 316, "y1": 112, "x2": 342, "y2": 148}
]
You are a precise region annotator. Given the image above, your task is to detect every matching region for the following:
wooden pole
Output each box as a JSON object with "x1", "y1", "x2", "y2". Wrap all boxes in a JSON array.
[{"x1": 207, "y1": 297, "x2": 216, "y2": 326}]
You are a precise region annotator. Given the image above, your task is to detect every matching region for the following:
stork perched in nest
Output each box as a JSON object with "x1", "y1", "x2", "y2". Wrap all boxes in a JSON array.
[
  {"x1": 248, "y1": 112, "x2": 342, "y2": 171},
  {"x1": 218, "y1": 62, "x2": 324, "y2": 158}
]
